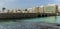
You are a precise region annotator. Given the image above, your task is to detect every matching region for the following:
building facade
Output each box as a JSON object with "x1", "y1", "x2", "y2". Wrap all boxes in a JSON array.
[
  {"x1": 39, "y1": 6, "x2": 44, "y2": 13},
  {"x1": 33, "y1": 7, "x2": 40, "y2": 13},
  {"x1": 44, "y1": 4, "x2": 58, "y2": 13}
]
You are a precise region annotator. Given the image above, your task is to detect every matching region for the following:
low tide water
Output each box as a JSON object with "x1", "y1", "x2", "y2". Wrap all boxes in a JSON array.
[{"x1": 0, "y1": 16, "x2": 60, "y2": 29}]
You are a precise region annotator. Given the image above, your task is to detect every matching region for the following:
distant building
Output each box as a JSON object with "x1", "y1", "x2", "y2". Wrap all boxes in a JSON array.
[
  {"x1": 44, "y1": 4, "x2": 58, "y2": 13},
  {"x1": 33, "y1": 6, "x2": 40, "y2": 13},
  {"x1": 7, "y1": 10, "x2": 10, "y2": 13},
  {"x1": 28, "y1": 8, "x2": 34, "y2": 13},
  {"x1": 15, "y1": 9, "x2": 22, "y2": 13},
  {"x1": 22, "y1": 9, "x2": 29, "y2": 13},
  {"x1": 39, "y1": 6, "x2": 44, "y2": 13}
]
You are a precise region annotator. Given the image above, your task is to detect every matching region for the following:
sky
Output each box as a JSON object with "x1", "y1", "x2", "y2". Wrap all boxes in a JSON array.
[{"x1": 0, "y1": 0, "x2": 60, "y2": 9}]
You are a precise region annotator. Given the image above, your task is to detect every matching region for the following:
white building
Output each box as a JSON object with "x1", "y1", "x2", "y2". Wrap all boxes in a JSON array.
[
  {"x1": 44, "y1": 4, "x2": 58, "y2": 13},
  {"x1": 33, "y1": 6, "x2": 40, "y2": 13},
  {"x1": 28, "y1": 8, "x2": 34, "y2": 13},
  {"x1": 39, "y1": 5, "x2": 44, "y2": 13}
]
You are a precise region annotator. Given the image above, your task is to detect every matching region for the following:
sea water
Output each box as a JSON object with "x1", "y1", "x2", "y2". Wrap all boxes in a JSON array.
[{"x1": 0, "y1": 16, "x2": 60, "y2": 29}]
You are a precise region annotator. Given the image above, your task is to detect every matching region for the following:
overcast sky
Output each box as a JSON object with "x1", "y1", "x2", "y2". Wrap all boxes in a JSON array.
[{"x1": 0, "y1": 0, "x2": 60, "y2": 9}]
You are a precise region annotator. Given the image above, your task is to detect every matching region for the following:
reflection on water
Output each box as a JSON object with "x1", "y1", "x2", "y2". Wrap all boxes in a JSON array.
[{"x1": 0, "y1": 16, "x2": 60, "y2": 29}]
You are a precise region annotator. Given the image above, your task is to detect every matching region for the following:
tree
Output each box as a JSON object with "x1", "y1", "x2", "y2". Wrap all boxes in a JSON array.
[
  {"x1": 2, "y1": 7, "x2": 6, "y2": 13},
  {"x1": 25, "y1": 9, "x2": 27, "y2": 11}
]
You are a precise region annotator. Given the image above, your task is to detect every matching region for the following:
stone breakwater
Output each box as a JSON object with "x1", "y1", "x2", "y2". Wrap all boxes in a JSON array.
[
  {"x1": 0, "y1": 13, "x2": 57, "y2": 19},
  {"x1": 0, "y1": 13, "x2": 38, "y2": 19}
]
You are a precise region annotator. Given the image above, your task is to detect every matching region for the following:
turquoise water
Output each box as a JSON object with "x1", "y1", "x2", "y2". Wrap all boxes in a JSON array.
[
  {"x1": 16, "y1": 16, "x2": 59, "y2": 23},
  {"x1": 0, "y1": 16, "x2": 60, "y2": 29},
  {"x1": 0, "y1": 16, "x2": 60, "y2": 24}
]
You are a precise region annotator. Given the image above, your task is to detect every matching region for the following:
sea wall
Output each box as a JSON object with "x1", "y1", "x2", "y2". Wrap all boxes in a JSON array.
[{"x1": 0, "y1": 13, "x2": 38, "y2": 19}]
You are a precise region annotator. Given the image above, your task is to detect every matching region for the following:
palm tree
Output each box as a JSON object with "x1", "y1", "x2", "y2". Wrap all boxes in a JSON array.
[
  {"x1": 2, "y1": 7, "x2": 6, "y2": 13},
  {"x1": 25, "y1": 9, "x2": 27, "y2": 11}
]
